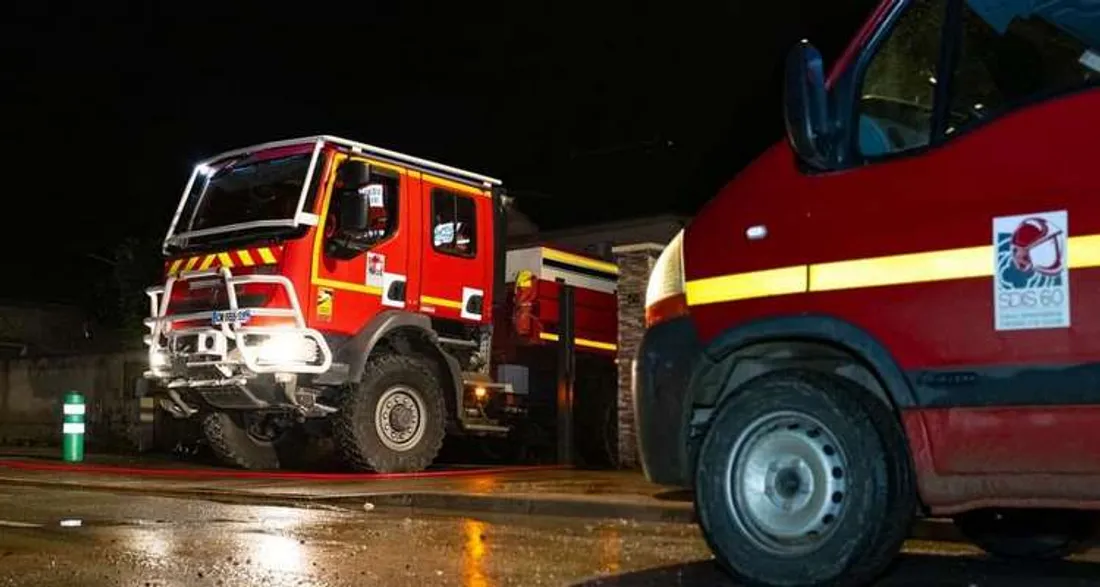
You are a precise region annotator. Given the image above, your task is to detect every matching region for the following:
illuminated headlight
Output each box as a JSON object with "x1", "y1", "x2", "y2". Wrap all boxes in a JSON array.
[{"x1": 255, "y1": 335, "x2": 319, "y2": 365}]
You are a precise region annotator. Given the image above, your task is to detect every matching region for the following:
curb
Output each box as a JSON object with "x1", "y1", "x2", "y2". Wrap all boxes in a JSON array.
[
  {"x1": 0, "y1": 469, "x2": 962, "y2": 539},
  {"x1": 350, "y1": 492, "x2": 697, "y2": 524},
  {"x1": 0, "y1": 475, "x2": 694, "y2": 523}
]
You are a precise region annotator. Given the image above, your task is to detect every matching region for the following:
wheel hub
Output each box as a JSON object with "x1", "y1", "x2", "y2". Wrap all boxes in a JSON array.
[
  {"x1": 726, "y1": 411, "x2": 848, "y2": 555},
  {"x1": 375, "y1": 386, "x2": 426, "y2": 451}
]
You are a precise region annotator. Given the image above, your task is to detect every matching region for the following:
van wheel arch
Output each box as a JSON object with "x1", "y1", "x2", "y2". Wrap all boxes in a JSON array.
[
  {"x1": 692, "y1": 314, "x2": 918, "y2": 411},
  {"x1": 685, "y1": 316, "x2": 921, "y2": 508}
]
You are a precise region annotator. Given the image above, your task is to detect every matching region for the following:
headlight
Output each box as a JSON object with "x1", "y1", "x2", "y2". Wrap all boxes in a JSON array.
[
  {"x1": 255, "y1": 335, "x2": 319, "y2": 365},
  {"x1": 644, "y1": 229, "x2": 688, "y2": 327}
]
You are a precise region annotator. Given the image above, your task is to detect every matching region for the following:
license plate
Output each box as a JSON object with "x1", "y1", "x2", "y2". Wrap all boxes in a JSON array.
[{"x1": 211, "y1": 309, "x2": 252, "y2": 326}]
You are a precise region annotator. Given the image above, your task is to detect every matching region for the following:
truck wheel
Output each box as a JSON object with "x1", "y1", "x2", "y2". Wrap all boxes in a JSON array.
[
  {"x1": 201, "y1": 412, "x2": 300, "y2": 470},
  {"x1": 695, "y1": 370, "x2": 910, "y2": 587},
  {"x1": 333, "y1": 354, "x2": 446, "y2": 473},
  {"x1": 955, "y1": 509, "x2": 1098, "y2": 561}
]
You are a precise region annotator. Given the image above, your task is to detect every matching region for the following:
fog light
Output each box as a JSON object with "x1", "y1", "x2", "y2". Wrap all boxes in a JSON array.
[
  {"x1": 150, "y1": 351, "x2": 170, "y2": 371},
  {"x1": 474, "y1": 386, "x2": 488, "y2": 400}
]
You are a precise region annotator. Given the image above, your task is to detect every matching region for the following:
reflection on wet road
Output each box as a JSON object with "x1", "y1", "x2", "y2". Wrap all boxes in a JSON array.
[{"x1": 1, "y1": 486, "x2": 1099, "y2": 586}]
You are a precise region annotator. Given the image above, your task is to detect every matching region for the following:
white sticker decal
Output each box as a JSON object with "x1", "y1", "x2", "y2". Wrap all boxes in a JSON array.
[
  {"x1": 993, "y1": 210, "x2": 1070, "y2": 331},
  {"x1": 382, "y1": 273, "x2": 406, "y2": 308},
  {"x1": 461, "y1": 287, "x2": 484, "y2": 321},
  {"x1": 360, "y1": 184, "x2": 385, "y2": 208},
  {"x1": 366, "y1": 253, "x2": 385, "y2": 288}
]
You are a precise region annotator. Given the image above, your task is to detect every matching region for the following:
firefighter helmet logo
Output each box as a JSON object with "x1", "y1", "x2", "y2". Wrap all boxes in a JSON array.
[{"x1": 997, "y1": 216, "x2": 1066, "y2": 289}]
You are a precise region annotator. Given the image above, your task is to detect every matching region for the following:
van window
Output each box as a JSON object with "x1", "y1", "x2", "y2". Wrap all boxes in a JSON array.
[
  {"x1": 857, "y1": 0, "x2": 949, "y2": 158},
  {"x1": 947, "y1": 0, "x2": 1100, "y2": 135}
]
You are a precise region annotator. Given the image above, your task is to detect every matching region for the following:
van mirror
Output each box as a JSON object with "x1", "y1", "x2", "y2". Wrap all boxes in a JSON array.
[{"x1": 783, "y1": 40, "x2": 833, "y2": 169}]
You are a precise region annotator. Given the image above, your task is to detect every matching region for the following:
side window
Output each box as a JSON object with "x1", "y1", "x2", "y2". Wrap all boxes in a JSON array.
[
  {"x1": 857, "y1": 0, "x2": 947, "y2": 158},
  {"x1": 431, "y1": 188, "x2": 478, "y2": 257},
  {"x1": 325, "y1": 160, "x2": 400, "y2": 243},
  {"x1": 947, "y1": 0, "x2": 1100, "y2": 135}
]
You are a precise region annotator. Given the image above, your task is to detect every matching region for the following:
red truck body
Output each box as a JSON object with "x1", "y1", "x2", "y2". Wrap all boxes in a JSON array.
[{"x1": 145, "y1": 136, "x2": 617, "y2": 471}]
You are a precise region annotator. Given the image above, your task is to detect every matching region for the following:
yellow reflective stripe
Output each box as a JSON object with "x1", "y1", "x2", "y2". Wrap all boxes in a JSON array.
[
  {"x1": 686, "y1": 266, "x2": 807, "y2": 306},
  {"x1": 216, "y1": 252, "x2": 235, "y2": 268},
  {"x1": 183, "y1": 256, "x2": 200, "y2": 272},
  {"x1": 810, "y1": 245, "x2": 990, "y2": 292},
  {"x1": 237, "y1": 249, "x2": 255, "y2": 266},
  {"x1": 420, "y1": 295, "x2": 463, "y2": 309},
  {"x1": 1069, "y1": 234, "x2": 1100, "y2": 268},
  {"x1": 539, "y1": 332, "x2": 618, "y2": 351},
  {"x1": 685, "y1": 234, "x2": 1100, "y2": 307},
  {"x1": 168, "y1": 259, "x2": 184, "y2": 275},
  {"x1": 257, "y1": 248, "x2": 277, "y2": 264},
  {"x1": 542, "y1": 248, "x2": 620, "y2": 276},
  {"x1": 198, "y1": 255, "x2": 217, "y2": 270}
]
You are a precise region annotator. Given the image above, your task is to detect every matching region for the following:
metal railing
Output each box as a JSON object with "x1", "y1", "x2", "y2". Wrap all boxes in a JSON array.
[{"x1": 144, "y1": 267, "x2": 333, "y2": 376}]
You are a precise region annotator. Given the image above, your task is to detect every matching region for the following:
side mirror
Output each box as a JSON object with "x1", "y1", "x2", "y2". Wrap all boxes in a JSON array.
[
  {"x1": 783, "y1": 40, "x2": 833, "y2": 169},
  {"x1": 327, "y1": 160, "x2": 384, "y2": 259},
  {"x1": 338, "y1": 186, "x2": 371, "y2": 233}
]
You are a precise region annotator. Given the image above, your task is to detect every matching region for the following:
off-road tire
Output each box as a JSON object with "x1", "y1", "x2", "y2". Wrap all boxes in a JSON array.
[
  {"x1": 201, "y1": 412, "x2": 282, "y2": 470},
  {"x1": 333, "y1": 353, "x2": 446, "y2": 473},
  {"x1": 955, "y1": 509, "x2": 1098, "y2": 561},
  {"x1": 694, "y1": 369, "x2": 912, "y2": 587}
]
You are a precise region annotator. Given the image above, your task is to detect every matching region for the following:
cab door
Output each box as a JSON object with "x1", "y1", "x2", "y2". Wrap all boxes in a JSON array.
[
  {"x1": 310, "y1": 153, "x2": 411, "y2": 333},
  {"x1": 804, "y1": 0, "x2": 1100, "y2": 478},
  {"x1": 415, "y1": 177, "x2": 493, "y2": 326}
]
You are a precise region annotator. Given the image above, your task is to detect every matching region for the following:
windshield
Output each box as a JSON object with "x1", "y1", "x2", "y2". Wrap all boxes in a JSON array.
[{"x1": 175, "y1": 149, "x2": 314, "y2": 238}]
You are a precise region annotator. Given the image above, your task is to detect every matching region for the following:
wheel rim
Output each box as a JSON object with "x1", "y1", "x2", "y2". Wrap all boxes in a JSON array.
[
  {"x1": 374, "y1": 386, "x2": 427, "y2": 451},
  {"x1": 724, "y1": 410, "x2": 849, "y2": 556}
]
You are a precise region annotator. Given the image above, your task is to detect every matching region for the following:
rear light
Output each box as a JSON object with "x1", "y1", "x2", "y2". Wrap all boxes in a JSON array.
[{"x1": 644, "y1": 230, "x2": 688, "y2": 327}]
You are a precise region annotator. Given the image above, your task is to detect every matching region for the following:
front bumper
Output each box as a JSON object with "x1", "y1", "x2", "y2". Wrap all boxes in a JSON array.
[
  {"x1": 144, "y1": 267, "x2": 334, "y2": 413},
  {"x1": 632, "y1": 315, "x2": 702, "y2": 487}
]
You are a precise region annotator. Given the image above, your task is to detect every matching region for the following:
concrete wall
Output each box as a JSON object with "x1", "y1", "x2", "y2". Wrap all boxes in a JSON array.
[
  {"x1": 0, "y1": 302, "x2": 91, "y2": 357},
  {"x1": 0, "y1": 351, "x2": 147, "y2": 450}
]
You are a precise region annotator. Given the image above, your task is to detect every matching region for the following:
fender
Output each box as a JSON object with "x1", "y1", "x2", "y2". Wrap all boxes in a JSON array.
[
  {"x1": 693, "y1": 313, "x2": 918, "y2": 410},
  {"x1": 314, "y1": 311, "x2": 464, "y2": 412}
]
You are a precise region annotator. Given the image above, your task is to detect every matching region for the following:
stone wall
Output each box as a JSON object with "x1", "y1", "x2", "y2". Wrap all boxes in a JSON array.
[
  {"x1": 0, "y1": 351, "x2": 148, "y2": 450},
  {"x1": 613, "y1": 243, "x2": 665, "y2": 469}
]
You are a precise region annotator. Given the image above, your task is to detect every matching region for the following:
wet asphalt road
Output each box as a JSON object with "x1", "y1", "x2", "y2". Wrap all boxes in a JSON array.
[{"x1": 1, "y1": 486, "x2": 1099, "y2": 587}]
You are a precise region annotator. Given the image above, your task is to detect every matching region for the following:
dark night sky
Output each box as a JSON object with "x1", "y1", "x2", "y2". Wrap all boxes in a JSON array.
[{"x1": 4, "y1": 1, "x2": 877, "y2": 308}]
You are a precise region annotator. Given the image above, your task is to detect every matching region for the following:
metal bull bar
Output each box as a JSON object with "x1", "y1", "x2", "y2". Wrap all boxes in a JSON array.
[{"x1": 144, "y1": 267, "x2": 333, "y2": 382}]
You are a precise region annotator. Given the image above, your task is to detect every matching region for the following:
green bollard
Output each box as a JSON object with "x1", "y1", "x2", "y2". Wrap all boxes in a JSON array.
[{"x1": 62, "y1": 392, "x2": 85, "y2": 463}]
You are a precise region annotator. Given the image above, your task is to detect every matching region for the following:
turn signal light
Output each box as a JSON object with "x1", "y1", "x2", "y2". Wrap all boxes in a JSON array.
[{"x1": 645, "y1": 293, "x2": 689, "y2": 328}]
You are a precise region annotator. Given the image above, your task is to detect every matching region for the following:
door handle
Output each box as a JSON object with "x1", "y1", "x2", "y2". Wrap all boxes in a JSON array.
[{"x1": 746, "y1": 225, "x2": 768, "y2": 241}]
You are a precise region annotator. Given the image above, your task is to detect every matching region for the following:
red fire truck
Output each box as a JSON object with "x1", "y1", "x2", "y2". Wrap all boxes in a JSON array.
[
  {"x1": 143, "y1": 135, "x2": 618, "y2": 473},
  {"x1": 636, "y1": 0, "x2": 1100, "y2": 585}
]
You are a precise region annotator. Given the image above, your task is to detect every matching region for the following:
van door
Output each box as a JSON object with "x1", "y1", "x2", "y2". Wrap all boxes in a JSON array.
[{"x1": 807, "y1": 0, "x2": 1100, "y2": 478}]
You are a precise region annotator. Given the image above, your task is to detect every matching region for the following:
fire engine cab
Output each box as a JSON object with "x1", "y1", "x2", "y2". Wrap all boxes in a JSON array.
[
  {"x1": 144, "y1": 135, "x2": 617, "y2": 473},
  {"x1": 636, "y1": 0, "x2": 1100, "y2": 585}
]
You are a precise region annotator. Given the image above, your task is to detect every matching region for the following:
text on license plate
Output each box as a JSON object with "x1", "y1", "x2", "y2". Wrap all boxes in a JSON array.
[{"x1": 211, "y1": 309, "x2": 252, "y2": 325}]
